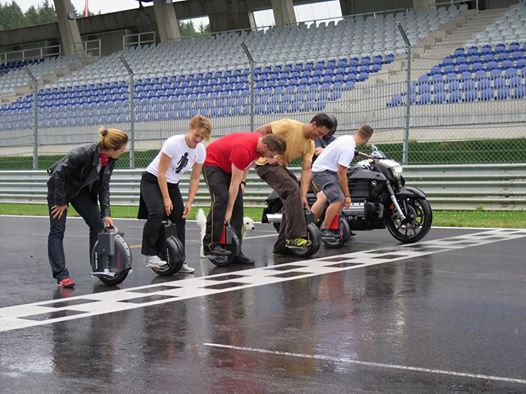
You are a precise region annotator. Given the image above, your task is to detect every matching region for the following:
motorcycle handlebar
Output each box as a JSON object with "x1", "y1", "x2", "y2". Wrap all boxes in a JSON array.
[{"x1": 354, "y1": 150, "x2": 372, "y2": 160}]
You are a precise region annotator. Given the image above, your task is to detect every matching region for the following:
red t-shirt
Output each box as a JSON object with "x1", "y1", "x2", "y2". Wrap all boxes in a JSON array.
[{"x1": 205, "y1": 132, "x2": 261, "y2": 173}]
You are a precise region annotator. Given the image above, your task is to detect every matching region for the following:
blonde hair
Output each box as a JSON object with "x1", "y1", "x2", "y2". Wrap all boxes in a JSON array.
[
  {"x1": 189, "y1": 115, "x2": 212, "y2": 140},
  {"x1": 98, "y1": 128, "x2": 128, "y2": 151}
]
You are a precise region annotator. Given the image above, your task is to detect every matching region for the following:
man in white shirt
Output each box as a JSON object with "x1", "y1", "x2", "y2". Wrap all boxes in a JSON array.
[{"x1": 310, "y1": 125, "x2": 373, "y2": 237}]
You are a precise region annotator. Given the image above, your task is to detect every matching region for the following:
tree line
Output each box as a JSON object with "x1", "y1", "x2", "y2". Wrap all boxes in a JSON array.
[{"x1": 1, "y1": 0, "x2": 210, "y2": 35}]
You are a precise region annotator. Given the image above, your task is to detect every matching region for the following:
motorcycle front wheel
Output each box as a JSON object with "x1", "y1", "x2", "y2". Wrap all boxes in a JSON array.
[{"x1": 386, "y1": 197, "x2": 432, "y2": 243}]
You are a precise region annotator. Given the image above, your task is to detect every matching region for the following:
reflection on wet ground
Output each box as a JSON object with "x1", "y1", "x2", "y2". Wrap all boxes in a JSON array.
[{"x1": 0, "y1": 216, "x2": 525, "y2": 392}]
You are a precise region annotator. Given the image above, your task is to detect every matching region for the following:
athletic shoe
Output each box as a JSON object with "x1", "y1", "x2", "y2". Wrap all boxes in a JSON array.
[
  {"x1": 57, "y1": 276, "x2": 75, "y2": 288},
  {"x1": 179, "y1": 263, "x2": 195, "y2": 274},
  {"x1": 143, "y1": 255, "x2": 168, "y2": 268},
  {"x1": 285, "y1": 238, "x2": 312, "y2": 249}
]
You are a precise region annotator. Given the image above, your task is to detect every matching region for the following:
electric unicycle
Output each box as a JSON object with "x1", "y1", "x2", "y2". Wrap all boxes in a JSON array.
[
  {"x1": 206, "y1": 223, "x2": 241, "y2": 267},
  {"x1": 150, "y1": 219, "x2": 185, "y2": 276},
  {"x1": 320, "y1": 212, "x2": 352, "y2": 249},
  {"x1": 90, "y1": 226, "x2": 132, "y2": 286}
]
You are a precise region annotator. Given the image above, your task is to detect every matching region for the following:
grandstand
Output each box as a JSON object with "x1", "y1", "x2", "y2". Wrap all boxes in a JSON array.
[{"x1": 0, "y1": 0, "x2": 524, "y2": 160}]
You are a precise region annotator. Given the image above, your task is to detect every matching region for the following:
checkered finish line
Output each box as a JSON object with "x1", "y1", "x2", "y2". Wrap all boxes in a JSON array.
[{"x1": 1, "y1": 229, "x2": 525, "y2": 333}]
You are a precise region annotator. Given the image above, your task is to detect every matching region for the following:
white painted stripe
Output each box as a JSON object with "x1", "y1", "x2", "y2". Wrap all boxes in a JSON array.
[
  {"x1": 203, "y1": 343, "x2": 526, "y2": 385},
  {"x1": 243, "y1": 233, "x2": 277, "y2": 240}
]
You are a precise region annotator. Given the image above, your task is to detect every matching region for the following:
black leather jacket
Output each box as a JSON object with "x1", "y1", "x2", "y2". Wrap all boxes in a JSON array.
[{"x1": 47, "y1": 143, "x2": 116, "y2": 218}]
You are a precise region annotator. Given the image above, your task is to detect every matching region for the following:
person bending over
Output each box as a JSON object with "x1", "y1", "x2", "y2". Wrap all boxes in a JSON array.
[
  {"x1": 138, "y1": 115, "x2": 212, "y2": 273},
  {"x1": 203, "y1": 132, "x2": 286, "y2": 263},
  {"x1": 256, "y1": 113, "x2": 336, "y2": 255},
  {"x1": 47, "y1": 128, "x2": 128, "y2": 288}
]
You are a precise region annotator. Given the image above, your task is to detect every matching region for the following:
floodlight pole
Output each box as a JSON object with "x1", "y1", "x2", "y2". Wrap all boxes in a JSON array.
[
  {"x1": 24, "y1": 65, "x2": 39, "y2": 169},
  {"x1": 397, "y1": 23, "x2": 411, "y2": 165},
  {"x1": 241, "y1": 41, "x2": 255, "y2": 131},
  {"x1": 120, "y1": 55, "x2": 135, "y2": 168}
]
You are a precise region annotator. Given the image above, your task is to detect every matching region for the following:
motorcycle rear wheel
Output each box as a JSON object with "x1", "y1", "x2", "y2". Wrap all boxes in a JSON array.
[{"x1": 386, "y1": 197, "x2": 432, "y2": 243}]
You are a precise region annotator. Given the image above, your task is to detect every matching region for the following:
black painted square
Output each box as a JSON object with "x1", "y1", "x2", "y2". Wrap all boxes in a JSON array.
[
  {"x1": 323, "y1": 257, "x2": 356, "y2": 262},
  {"x1": 265, "y1": 265, "x2": 306, "y2": 271},
  {"x1": 372, "y1": 254, "x2": 408, "y2": 259},
  {"x1": 405, "y1": 244, "x2": 443, "y2": 249},
  {"x1": 202, "y1": 282, "x2": 246, "y2": 290},
  {"x1": 39, "y1": 299, "x2": 99, "y2": 308},
  {"x1": 272, "y1": 271, "x2": 311, "y2": 278},
  {"x1": 405, "y1": 247, "x2": 447, "y2": 252},
  {"x1": 325, "y1": 262, "x2": 362, "y2": 268},
  {"x1": 207, "y1": 274, "x2": 246, "y2": 281},
  {"x1": 365, "y1": 249, "x2": 402, "y2": 254},
  {"x1": 119, "y1": 295, "x2": 178, "y2": 303},
  {"x1": 22, "y1": 309, "x2": 87, "y2": 321},
  {"x1": 127, "y1": 285, "x2": 181, "y2": 294}
]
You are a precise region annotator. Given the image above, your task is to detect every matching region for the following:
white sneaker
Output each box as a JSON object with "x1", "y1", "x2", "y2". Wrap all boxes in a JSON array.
[
  {"x1": 179, "y1": 263, "x2": 195, "y2": 274},
  {"x1": 143, "y1": 255, "x2": 168, "y2": 268}
]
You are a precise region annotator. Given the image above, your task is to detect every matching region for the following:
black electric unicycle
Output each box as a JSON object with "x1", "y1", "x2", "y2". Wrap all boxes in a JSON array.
[
  {"x1": 206, "y1": 223, "x2": 240, "y2": 267},
  {"x1": 150, "y1": 219, "x2": 185, "y2": 276},
  {"x1": 90, "y1": 226, "x2": 132, "y2": 286}
]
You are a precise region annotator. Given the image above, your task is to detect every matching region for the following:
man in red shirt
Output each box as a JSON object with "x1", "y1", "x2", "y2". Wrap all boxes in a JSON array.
[{"x1": 203, "y1": 133, "x2": 286, "y2": 264}]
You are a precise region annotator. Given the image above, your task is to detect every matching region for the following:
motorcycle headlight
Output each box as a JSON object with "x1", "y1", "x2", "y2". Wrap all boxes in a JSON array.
[{"x1": 391, "y1": 165, "x2": 403, "y2": 179}]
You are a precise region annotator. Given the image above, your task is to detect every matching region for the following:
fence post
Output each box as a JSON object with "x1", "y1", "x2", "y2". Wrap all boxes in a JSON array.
[
  {"x1": 24, "y1": 66, "x2": 39, "y2": 170},
  {"x1": 119, "y1": 55, "x2": 135, "y2": 168},
  {"x1": 397, "y1": 23, "x2": 411, "y2": 165},
  {"x1": 241, "y1": 41, "x2": 255, "y2": 131}
]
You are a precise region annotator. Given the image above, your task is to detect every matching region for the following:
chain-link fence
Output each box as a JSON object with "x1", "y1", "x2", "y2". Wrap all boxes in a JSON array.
[{"x1": 1, "y1": 35, "x2": 525, "y2": 170}]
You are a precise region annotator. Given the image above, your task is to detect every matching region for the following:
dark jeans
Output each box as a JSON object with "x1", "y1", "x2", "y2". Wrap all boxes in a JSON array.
[
  {"x1": 47, "y1": 187, "x2": 104, "y2": 281},
  {"x1": 140, "y1": 172, "x2": 185, "y2": 256},
  {"x1": 202, "y1": 165, "x2": 244, "y2": 252},
  {"x1": 256, "y1": 164, "x2": 307, "y2": 250}
]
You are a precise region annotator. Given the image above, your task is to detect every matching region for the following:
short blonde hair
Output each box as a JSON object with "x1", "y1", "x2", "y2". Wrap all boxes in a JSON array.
[
  {"x1": 189, "y1": 115, "x2": 212, "y2": 140},
  {"x1": 98, "y1": 128, "x2": 128, "y2": 151}
]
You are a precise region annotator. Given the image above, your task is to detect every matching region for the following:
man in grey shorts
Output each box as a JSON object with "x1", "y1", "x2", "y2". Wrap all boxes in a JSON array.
[{"x1": 310, "y1": 125, "x2": 374, "y2": 237}]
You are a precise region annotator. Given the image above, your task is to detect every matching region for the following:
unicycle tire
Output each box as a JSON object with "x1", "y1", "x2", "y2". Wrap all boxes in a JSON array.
[
  {"x1": 90, "y1": 234, "x2": 131, "y2": 286},
  {"x1": 154, "y1": 235, "x2": 185, "y2": 276},
  {"x1": 291, "y1": 223, "x2": 321, "y2": 258}
]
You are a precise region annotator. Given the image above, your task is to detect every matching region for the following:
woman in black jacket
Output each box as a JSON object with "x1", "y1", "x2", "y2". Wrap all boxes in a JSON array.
[{"x1": 47, "y1": 128, "x2": 128, "y2": 288}]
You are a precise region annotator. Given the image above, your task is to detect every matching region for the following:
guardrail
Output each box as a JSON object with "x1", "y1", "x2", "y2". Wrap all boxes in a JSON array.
[{"x1": 1, "y1": 164, "x2": 525, "y2": 210}]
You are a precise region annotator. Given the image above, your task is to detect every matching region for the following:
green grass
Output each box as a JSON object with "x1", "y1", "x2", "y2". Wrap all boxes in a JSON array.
[
  {"x1": 2, "y1": 138, "x2": 526, "y2": 170},
  {"x1": 1, "y1": 203, "x2": 524, "y2": 228}
]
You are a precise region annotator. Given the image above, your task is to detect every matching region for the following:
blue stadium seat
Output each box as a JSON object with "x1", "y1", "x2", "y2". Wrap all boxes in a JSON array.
[
  {"x1": 449, "y1": 91, "x2": 461, "y2": 103},
  {"x1": 496, "y1": 88, "x2": 510, "y2": 100},
  {"x1": 481, "y1": 88, "x2": 494, "y2": 101},
  {"x1": 464, "y1": 89, "x2": 477, "y2": 102},
  {"x1": 514, "y1": 86, "x2": 526, "y2": 99},
  {"x1": 432, "y1": 91, "x2": 446, "y2": 104}
]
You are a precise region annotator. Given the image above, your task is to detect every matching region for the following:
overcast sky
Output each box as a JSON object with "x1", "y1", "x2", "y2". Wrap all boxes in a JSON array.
[{"x1": 0, "y1": 0, "x2": 341, "y2": 27}]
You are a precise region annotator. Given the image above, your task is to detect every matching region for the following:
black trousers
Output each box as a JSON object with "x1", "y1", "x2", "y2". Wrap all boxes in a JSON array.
[
  {"x1": 202, "y1": 165, "x2": 244, "y2": 252},
  {"x1": 140, "y1": 172, "x2": 185, "y2": 256},
  {"x1": 47, "y1": 187, "x2": 104, "y2": 280},
  {"x1": 256, "y1": 164, "x2": 307, "y2": 250}
]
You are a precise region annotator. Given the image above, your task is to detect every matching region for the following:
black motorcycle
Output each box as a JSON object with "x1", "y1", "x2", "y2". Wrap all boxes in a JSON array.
[{"x1": 262, "y1": 145, "x2": 433, "y2": 246}]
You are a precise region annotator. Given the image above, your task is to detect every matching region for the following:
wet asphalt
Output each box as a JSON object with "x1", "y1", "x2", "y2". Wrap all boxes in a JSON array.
[{"x1": 0, "y1": 215, "x2": 525, "y2": 393}]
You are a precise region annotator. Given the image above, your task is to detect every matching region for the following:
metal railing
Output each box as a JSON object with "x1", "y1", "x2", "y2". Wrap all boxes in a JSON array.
[{"x1": 1, "y1": 164, "x2": 525, "y2": 211}]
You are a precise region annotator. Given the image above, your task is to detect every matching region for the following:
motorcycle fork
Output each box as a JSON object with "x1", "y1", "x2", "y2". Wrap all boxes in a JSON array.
[{"x1": 386, "y1": 183, "x2": 407, "y2": 221}]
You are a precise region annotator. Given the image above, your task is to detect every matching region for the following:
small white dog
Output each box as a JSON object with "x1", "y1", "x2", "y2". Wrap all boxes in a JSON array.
[{"x1": 196, "y1": 208, "x2": 255, "y2": 258}]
